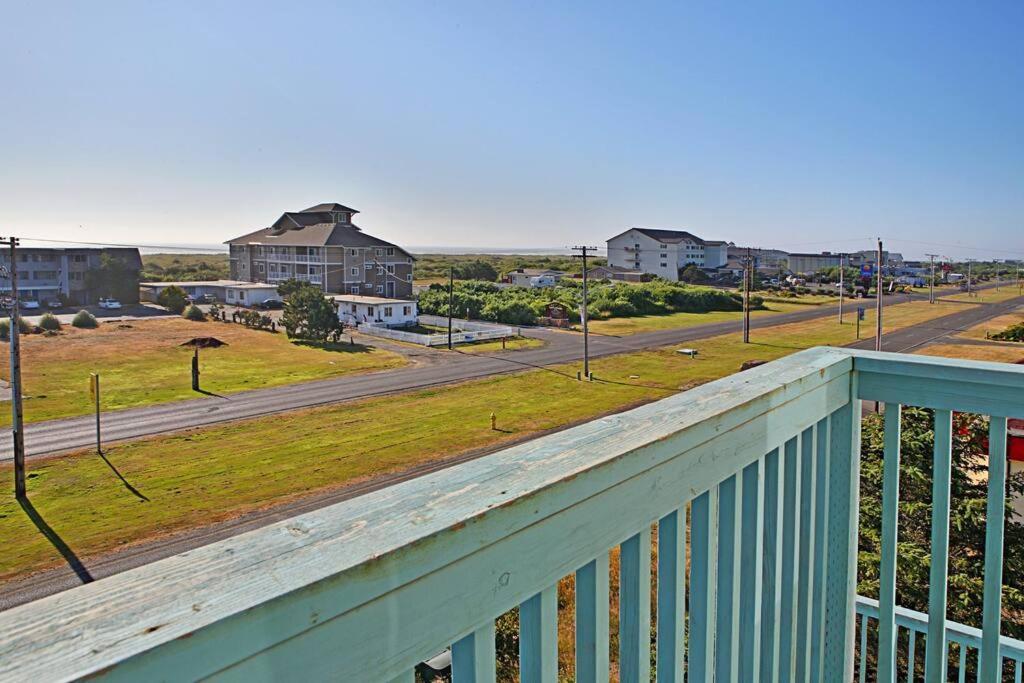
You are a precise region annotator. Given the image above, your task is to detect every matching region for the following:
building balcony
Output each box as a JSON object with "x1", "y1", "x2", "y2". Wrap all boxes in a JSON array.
[{"x1": 1, "y1": 348, "x2": 1022, "y2": 680}]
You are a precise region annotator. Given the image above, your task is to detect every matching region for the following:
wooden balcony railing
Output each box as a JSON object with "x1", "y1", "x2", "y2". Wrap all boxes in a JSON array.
[{"x1": 0, "y1": 348, "x2": 1020, "y2": 681}]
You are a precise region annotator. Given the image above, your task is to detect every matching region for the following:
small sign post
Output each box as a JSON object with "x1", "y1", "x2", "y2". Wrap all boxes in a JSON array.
[
  {"x1": 856, "y1": 307, "x2": 865, "y2": 340},
  {"x1": 89, "y1": 373, "x2": 101, "y2": 454}
]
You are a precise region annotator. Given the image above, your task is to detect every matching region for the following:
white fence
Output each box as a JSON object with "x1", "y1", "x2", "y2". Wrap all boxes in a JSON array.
[{"x1": 358, "y1": 315, "x2": 519, "y2": 347}]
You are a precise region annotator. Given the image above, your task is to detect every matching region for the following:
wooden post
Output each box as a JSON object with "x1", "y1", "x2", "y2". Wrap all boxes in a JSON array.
[
  {"x1": 90, "y1": 373, "x2": 101, "y2": 454},
  {"x1": 192, "y1": 346, "x2": 200, "y2": 391}
]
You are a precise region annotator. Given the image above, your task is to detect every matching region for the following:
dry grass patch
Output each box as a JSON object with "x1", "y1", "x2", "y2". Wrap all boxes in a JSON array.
[{"x1": 0, "y1": 317, "x2": 405, "y2": 424}]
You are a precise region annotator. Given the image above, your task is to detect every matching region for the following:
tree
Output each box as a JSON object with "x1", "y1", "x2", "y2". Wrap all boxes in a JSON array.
[
  {"x1": 157, "y1": 285, "x2": 189, "y2": 314},
  {"x1": 85, "y1": 254, "x2": 140, "y2": 303},
  {"x1": 276, "y1": 278, "x2": 315, "y2": 299},
  {"x1": 678, "y1": 264, "x2": 709, "y2": 284},
  {"x1": 858, "y1": 408, "x2": 1024, "y2": 645},
  {"x1": 280, "y1": 286, "x2": 340, "y2": 340}
]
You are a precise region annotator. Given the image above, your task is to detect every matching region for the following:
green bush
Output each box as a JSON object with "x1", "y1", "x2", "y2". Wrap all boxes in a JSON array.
[
  {"x1": 71, "y1": 310, "x2": 99, "y2": 328},
  {"x1": 0, "y1": 317, "x2": 31, "y2": 341},
  {"x1": 182, "y1": 304, "x2": 206, "y2": 321},
  {"x1": 38, "y1": 312, "x2": 62, "y2": 331},
  {"x1": 416, "y1": 278, "x2": 760, "y2": 326},
  {"x1": 157, "y1": 285, "x2": 189, "y2": 314},
  {"x1": 992, "y1": 322, "x2": 1024, "y2": 342}
]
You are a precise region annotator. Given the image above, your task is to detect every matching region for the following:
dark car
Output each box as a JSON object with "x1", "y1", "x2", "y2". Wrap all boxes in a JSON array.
[
  {"x1": 257, "y1": 298, "x2": 285, "y2": 310},
  {"x1": 45, "y1": 298, "x2": 63, "y2": 309}
]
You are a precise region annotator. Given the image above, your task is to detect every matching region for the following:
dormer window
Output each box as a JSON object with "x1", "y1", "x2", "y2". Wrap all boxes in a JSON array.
[{"x1": 332, "y1": 212, "x2": 349, "y2": 223}]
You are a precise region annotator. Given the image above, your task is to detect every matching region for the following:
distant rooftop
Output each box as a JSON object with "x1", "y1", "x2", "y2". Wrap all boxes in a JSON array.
[{"x1": 330, "y1": 294, "x2": 416, "y2": 305}]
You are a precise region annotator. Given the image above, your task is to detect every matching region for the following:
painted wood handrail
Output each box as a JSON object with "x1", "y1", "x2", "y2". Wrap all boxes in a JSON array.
[{"x1": 0, "y1": 347, "x2": 1020, "y2": 682}]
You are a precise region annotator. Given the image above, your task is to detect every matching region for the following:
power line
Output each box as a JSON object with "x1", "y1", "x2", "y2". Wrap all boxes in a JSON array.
[{"x1": 15, "y1": 236, "x2": 227, "y2": 253}]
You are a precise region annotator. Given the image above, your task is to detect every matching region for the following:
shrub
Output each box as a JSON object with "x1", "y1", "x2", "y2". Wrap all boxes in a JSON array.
[
  {"x1": 38, "y1": 312, "x2": 62, "y2": 331},
  {"x1": 157, "y1": 285, "x2": 189, "y2": 314},
  {"x1": 992, "y1": 322, "x2": 1024, "y2": 342},
  {"x1": 182, "y1": 304, "x2": 206, "y2": 321},
  {"x1": 0, "y1": 317, "x2": 31, "y2": 341},
  {"x1": 71, "y1": 310, "x2": 99, "y2": 328}
]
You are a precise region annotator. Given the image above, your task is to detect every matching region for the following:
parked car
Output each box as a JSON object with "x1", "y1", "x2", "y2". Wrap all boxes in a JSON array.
[
  {"x1": 199, "y1": 293, "x2": 217, "y2": 304},
  {"x1": 256, "y1": 298, "x2": 284, "y2": 310},
  {"x1": 19, "y1": 300, "x2": 40, "y2": 310},
  {"x1": 45, "y1": 298, "x2": 63, "y2": 309},
  {"x1": 98, "y1": 298, "x2": 122, "y2": 309}
]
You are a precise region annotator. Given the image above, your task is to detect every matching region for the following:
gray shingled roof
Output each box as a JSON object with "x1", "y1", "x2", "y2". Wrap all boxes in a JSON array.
[
  {"x1": 301, "y1": 203, "x2": 360, "y2": 214},
  {"x1": 608, "y1": 227, "x2": 707, "y2": 244}
]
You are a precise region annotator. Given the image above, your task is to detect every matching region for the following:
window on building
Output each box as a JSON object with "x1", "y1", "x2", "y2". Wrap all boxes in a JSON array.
[
  {"x1": 406, "y1": 274, "x2": 413, "y2": 282},
  {"x1": 402, "y1": 305, "x2": 411, "y2": 316},
  {"x1": 376, "y1": 285, "x2": 384, "y2": 294},
  {"x1": 350, "y1": 286, "x2": 359, "y2": 294},
  {"x1": 386, "y1": 247, "x2": 394, "y2": 256},
  {"x1": 351, "y1": 304, "x2": 358, "y2": 313},
  {"x1": 661, "y1": 262, "x2": 667, "y2": 268},
  {"x1": 386, "y1": 265, "x2": 395, "y2": 273},
  {"x1": 351, "y1": 267, "x2": 358, "y2": 276},
  {"x1": 365, "y1": 262, "x2": 372, "y2": 270},
  {"x1": 377, "y1": 266, "x2": 384, "y2": 275},
  {"x1": 383, "y1": 306, "x2": 393, "y2": 316},
  {"x1": 375, "y1": 248, "x2": 383, "y2": 257},
  {"x1": 258, "y1": 263, "x2": 265, "y2": 273},
  {"x1": 367, "y1": 306, "x2": 374, "y2": 316},
  {"x1": 350, "y1": 249, "x2": 357, "y2": 256},
  {"x1": 364, "y1": 283, "x2": 372, "y2": 289}
]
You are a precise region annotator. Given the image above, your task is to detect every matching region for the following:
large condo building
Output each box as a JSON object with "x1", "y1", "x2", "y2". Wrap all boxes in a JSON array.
[
  {"x1": 226, "y1": 203, "x2": 414, "y2": 299},
  {"x1": 606, "y1": 227, "x2": 729, "y2": 281},
  {"x1": 0, "y1": 247, "x2": 142, "y2": 304}
]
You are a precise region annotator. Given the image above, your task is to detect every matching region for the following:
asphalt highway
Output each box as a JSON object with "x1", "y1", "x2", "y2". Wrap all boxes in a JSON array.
[{"x1": 1, "y1": 287, "x2": 1017, "y2": 462}]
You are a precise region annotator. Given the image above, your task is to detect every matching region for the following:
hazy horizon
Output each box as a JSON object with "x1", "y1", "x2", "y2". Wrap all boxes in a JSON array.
[{"x1": 3, "y1": 2, "x2": 1022, "y2": 262}]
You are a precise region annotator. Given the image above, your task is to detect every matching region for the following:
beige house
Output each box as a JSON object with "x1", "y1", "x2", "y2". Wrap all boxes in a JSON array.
[{"x1": 226, "y1": 203, "x2": 414, "y2": 299}]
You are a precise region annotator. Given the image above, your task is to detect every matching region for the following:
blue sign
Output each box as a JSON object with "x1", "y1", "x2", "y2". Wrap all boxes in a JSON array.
[
  {"x1": 857, "y1": 307, "x2": 866, "y2": 321},
  {"x1": 860, "y1": 264, "x2": 874, "y2": 278}
]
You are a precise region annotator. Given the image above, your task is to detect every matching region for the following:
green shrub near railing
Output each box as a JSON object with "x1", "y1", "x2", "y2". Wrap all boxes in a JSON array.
[{"x1": 38, "y1": 313, "x2": 62, "y2": 331}]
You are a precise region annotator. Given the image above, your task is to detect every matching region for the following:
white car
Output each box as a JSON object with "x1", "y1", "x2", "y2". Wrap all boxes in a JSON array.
[
  {"x1": 98, "y1": 298, "x2": 122, "y2": 309},
  {"x1": 19, "y1": 300, "x2": 40, "y2": 310}
]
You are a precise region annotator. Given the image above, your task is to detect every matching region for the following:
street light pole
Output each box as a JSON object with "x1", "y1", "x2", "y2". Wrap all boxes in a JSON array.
[
  {"x1": 1, "y1": 237, "x2": 26, "y2": 499},
  {"x1": 571, "y1": 245, "x2": 598, "y2": 379},
  {"x1": 875, "y1": 238, "x2": 883, "y2": 352},
  {"x1": 838, "y1": 253, "x2": 845, "y2": 324}
]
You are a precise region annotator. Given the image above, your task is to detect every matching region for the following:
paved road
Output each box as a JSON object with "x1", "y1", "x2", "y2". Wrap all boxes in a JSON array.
[
  {"x1": 2, "y1": 286, "x2": 1015, "y2": 462},
  {"x1": 2, "y1": 288, "x2": 1018, "y2": 611}
]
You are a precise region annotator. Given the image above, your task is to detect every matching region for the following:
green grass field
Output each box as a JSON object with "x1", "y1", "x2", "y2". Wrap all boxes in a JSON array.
[
  {"x1": 0, "y1": 318, "x2": 406, "y2": 425},
  {"x1": 585, "y1": 300, "x2": 812, "y2": 335},
  {"x1": 941, "y1": 286, "x2": 1023, "y2": 304},
  {"x1": 0, "y1": 296, "x2": 978, "y2": 582}
]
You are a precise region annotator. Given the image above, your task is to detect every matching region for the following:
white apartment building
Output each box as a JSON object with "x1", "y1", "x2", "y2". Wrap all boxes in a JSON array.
[{"x1": 605, "y1": 228, "x2": 729, "y2": 281}]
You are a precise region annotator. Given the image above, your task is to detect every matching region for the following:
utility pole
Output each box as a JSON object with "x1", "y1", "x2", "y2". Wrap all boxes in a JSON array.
[
  {"x1": 875, "y1": 238, "x2": 883, "y2": 352},
  {"x1": 967, "y1": 259, "x2": 974, "y2": 296},
  {"x1": 447, "y1": 266, "x2": 454, "y2": 350},
  {"x1": 926, "y1": 253, "x2": 939, "y2": 304},
  {"x1": 838, "y1": 253, "x2": 845, "y2": 324},
  {"x1": 742, "y1": 248, "x2": 751, "y2": 343},
  {"x1": 571, "y1": 245, "x2": 598, "y2": 379},
  {"x1": 1, "y1": 237, "x2": 26, "y2": 499}
]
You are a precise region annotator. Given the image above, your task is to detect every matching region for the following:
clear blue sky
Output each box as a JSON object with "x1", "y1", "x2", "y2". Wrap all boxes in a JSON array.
[{"x1": 1, "y1": 1, "x2": 1021, "y2": 259}]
